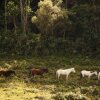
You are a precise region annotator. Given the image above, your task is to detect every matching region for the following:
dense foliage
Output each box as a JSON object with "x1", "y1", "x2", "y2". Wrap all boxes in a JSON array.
[{"x1": 0, "y1": 0, "x2": 100, "y2": 57}]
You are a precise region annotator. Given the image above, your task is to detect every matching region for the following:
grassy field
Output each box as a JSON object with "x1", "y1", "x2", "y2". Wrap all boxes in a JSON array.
[{"x1": 0, "y1": 55, "x2": 100, "y2": 100}]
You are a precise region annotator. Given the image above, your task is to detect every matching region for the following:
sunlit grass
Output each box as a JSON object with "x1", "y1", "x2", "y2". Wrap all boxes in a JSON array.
[{"x1": 0, "y1": 55, "x2": 100, "y2": 99}]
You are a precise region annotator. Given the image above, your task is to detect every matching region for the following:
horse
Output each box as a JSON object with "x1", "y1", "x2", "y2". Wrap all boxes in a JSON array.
[
  {"x1": 56, "y1": 68, "x2": 76, "y2": 81},
  {"x1": 0, "y1": 69, "x2": 15, "y2": 77},
  {"x1": 29, "y1": 68, "x2": 48, "y2": 77},
  {"x1": 80, "y1": 70, "x2": 97, "y2": 79}
]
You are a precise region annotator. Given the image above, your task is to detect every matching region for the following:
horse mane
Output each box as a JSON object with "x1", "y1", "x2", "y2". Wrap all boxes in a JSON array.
[
  {"x1": 71, "y1": 68, "x2": 75, "y2": 69},
  {"x1": 82, "y1": 70, "x2": 90, "y2": 72},
  {"x1": 58, "y1": 68, "x2": 75, "y2": 70},
  {"x1": 59, "y1": 69, "x2": 63, "y2": 70},
  {"x1": 86, "y1": 70, "x2": 94, "y2": 72},
  {"x1": 66, "y1": 68, "x2": 75, "y2": 70}
]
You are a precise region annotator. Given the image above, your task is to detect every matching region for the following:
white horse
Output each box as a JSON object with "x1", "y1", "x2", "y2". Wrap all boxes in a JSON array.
[
  {"x1": 56, "y1": 68, "x2": 76, "y2": 81},
  {"x1": 98, "y1": 72, "x2": 100, "y2": 80},
  {"x1": 81, "y1": 70, "x2": 97, "y2": 79}
]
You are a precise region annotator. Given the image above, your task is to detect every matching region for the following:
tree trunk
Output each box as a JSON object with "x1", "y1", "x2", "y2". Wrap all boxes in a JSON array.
[
  {"x1": 25, "y1": 0, "x2": 30, "y2": 33},
  {"x1": 5, "y1": 0, "x2": 7, "y2": 34},
  {"x1": 14, "y1": 16, "x2": 17, "y2": 34},
  {"x1": 66, "y1": 0, "x2": 67, "y2": 9},
  {"x1": 20, "y1": 0, "x2": 31, "y2": 34},
  {"x1": 20, "y1": 0, "x2": 25, "y2": 33},
  {"x1": 24, "y1": 0, "x2": 30, "y2": 33}
]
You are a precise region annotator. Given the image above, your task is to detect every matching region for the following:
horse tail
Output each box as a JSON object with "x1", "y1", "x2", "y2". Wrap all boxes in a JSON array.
[
  {"x1": 29, "y1": 70, "x2": 32, "y2": 77},
  {"x1": 80, "y1": 73, "x2": 82, "y2": 79},
  {"x1": 56, "y1": 71, "x2": 58, "y2": 79}
]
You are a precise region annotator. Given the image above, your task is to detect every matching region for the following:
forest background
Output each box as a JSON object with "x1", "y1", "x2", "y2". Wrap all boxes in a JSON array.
[{"x1": 0, "y1": 0, "x2": 100, "y2": 58}]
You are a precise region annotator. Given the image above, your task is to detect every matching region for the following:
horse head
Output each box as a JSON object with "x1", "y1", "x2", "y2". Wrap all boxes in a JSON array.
[
  {"x1": 41, "y1": 68, "x2": 48, "y2": 73},
  {"x1": 72, "y1": 68, "x2": 76, "y2": 73},
  {"x1": 93, "y1": 71, "x2": 97, "y2": 76}
]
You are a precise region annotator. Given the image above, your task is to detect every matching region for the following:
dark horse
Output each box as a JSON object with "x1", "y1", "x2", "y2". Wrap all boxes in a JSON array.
[
  {"x1": 0, "y1": 69, "x2": 15, "y2": 77},
  {"x1": 29, "y1": 68, "x2": 48, "y2": 77}
]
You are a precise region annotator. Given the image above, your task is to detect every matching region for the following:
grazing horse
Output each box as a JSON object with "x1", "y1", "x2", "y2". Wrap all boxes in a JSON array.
[
  {"x1": 56, "y1": 68, "x2": 76, "y2": 81},
  {"x1": 29, "y1": 68, "x2": 48, "y2": 77},
  {"x1": 81, "y1": 70, "x2": 97, "y2": 79},
  {"x1": 0, "y1": 69, "x2": 15, "y2": 77}
]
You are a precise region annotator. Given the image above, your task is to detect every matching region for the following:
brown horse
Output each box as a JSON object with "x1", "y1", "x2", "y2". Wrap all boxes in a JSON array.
[
  {"x1": 29, "y1": 68, "x2": 48, "y2": 77},
  {"x1": 0, "y1": 69, "x2": 15, "y2": 77}
]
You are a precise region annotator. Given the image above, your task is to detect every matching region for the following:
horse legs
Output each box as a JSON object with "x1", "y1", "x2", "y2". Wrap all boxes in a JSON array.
[
  {"x1": 57, "y1": 74, "x2": 60, "y2": 80},
  {"x1": 88, "y1": 75, "x2": 91, "y2": 79},
  {"x1": 56, "y1": 73, "x2": 58, "y2": 79},
  {"x1": 98, "y1": 75, "x2": 99, "y2": 80},
  {"x1": 40, "y1": 73, "x2": 44, "y2": 77},
  {"x1": 56, "y1": 72, "x2": 60, "y2": 80},
  {"x1": 66, "y1": 75, "x2": 68, "y2": 81},
  {"x1": 32, "y1": 74, "x2": 34, "y2": 78},
  {"x1": 87, "y1": 75, "x2": 91, "y2": 83},
  {"x1": 98, "y1": 75, "x2": 100, "y2": 80}
]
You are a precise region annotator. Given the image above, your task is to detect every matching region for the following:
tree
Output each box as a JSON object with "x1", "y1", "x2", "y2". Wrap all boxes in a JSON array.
[
  {"x1": 5, "y1": 0, "x2": 7, "y2": 34},
  {"x1": 7, "y1": 1, "x2": 18, "y2": 34},
  {"x1": 20, "y1": 0, "x2": 32, "y2": 34},
  {"x1": 31, "y1": 0, "x2": 68, "y2": 38}
]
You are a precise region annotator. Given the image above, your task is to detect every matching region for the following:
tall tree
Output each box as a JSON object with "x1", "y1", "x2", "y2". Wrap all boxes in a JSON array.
[
  {"x1": 31, "y1": 0, "x2": 68, "y2": 37},
  {"x1": 20, "y1": 0, "x2": 32, "y2": 34},
  {"x1": 7, "y1": 1, "x2": 18, "y2": 34}
]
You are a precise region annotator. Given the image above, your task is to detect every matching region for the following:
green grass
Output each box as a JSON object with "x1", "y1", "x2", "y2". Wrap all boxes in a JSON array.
[{"x1": 0, "y1": 55, "x2": 100, "y2": 99}]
